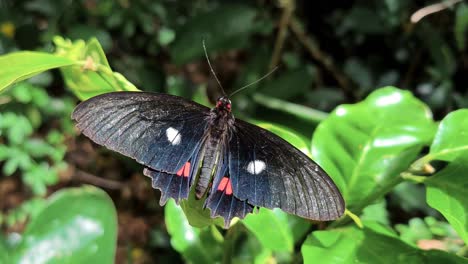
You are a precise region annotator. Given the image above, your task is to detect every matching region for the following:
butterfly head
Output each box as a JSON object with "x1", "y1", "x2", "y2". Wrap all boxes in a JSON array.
[{"x1": 216, "y1": 97, "x2": 232, "y2": 112}]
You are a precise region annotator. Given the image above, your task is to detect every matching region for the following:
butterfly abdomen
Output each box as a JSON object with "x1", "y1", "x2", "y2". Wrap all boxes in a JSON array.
[{"x1": 195, "y1": 128, "x2": 227, "y2": 199}]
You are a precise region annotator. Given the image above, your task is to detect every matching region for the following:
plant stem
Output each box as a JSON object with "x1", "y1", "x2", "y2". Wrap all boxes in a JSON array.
[
  {"x1": 289, "y1": 16, "x2": 355, "y2": 100},
  {"x1": 269, "y1": 0, "x2": 295, "y2": 70},
  {"x1": 252, "y1": 93, "x2": 328, "y2": 123}
]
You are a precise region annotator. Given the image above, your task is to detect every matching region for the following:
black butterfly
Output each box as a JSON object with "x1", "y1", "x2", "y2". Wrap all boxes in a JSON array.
[{"x1": 72, "y1": 92, "x2": 345, "y2": 227}]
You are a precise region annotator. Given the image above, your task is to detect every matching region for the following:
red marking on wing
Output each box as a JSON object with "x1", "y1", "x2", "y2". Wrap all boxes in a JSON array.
[
  {"x1": 218, "y1": 177, "x2": 233, "y2": 195},
  {"x1": 176, "y1": 162, "x2": 191, "y2": 177}
]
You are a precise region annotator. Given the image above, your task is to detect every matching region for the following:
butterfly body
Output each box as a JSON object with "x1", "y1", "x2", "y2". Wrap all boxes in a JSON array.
[{"x1": 72, "y1": 92, "x2": 345, "y2": 227}]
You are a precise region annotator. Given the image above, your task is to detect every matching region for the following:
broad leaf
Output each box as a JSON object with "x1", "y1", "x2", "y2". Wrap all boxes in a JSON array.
[
  {"x1": 0, "y1": 52, "x2": 75, "y2": 92},
  {"x1": 302, "y1": 221, "x2": 467, "y2": 264},
  {"x1": 11, "y1": 186, "x2": 117, "y2": 263},
  {"x1": 311, "y1": 87, "x2": 435, "y2": 210},
  {"x1": 425, "y1": 109, "x2": 468, "y2": 161},
  {"x1": 423, "y1": 109, "x2": 468, "y2": 244},
  {"x1": 242, "y1": 208, "x2": 294, "y2": 252}
]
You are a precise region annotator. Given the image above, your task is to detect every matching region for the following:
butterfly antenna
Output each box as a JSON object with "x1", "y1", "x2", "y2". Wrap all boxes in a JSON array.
[
  {"x1": 229, "y1": 66, "x2": 278, "y2": 97},
  {"x1": 203, "y1": 40, "x2": 226, "y2": 96}
]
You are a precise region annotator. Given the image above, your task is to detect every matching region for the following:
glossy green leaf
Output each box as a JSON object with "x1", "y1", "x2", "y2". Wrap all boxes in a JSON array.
[
  {"x1": 165, "y1": 200, "x2": 223, "y2": 263},
  {"x1": 311, "y1": 87, "x2": 435, "y2": 210},
  {"x1": 302, "y1": 221, "x2": 467, "y2": 264},
  {"x1": 170, "y1": 4, "x2": 256, "y2": 64},
  {"x1": 243, "y1": 208, "x2": 294, "y2": 252},
  {"x1": 0, "y1": 52, "x2": 75, "y2": 92},
  {"x1": 11, "y1": 186, "x2": 117, "y2": 263},
  {"x1": 425, "y1": 109, "x2": 468, "y2": 162},
  {"x1": 422, "y1": 109, "x2": 468, "y2": 244},
  {"x1": 54, "y1": 36, "x2": 139, "y2": 100}
]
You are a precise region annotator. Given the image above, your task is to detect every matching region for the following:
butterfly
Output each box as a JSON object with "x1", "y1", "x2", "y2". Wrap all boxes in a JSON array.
[{"x1": 72, "y1": 91, "x2": 345, "y2": 228}]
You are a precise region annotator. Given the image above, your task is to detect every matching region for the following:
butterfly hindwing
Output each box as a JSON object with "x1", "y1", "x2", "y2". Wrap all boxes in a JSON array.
[
  {"x1": 204, "y1": 153, "x2": 254, "y2": 227},
  {"x1": 228, "y1": 119, "x2": 345, "y2": 221},
  {"x1": 72, "y1": 92, "x2": 210, "y2": 173}
]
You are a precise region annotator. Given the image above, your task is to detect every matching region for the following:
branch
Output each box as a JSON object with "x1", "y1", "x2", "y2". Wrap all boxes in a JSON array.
[
  {"x1": 74, "y1": 168, "x2": 124, "y2": 190},
  {"x1": 411, "y1": 0, "x2": 463, "y2": 23},
  {"x1": 289, "y1": 17, "x2": 355, "y2": 99},
  {"x1": 269, "y1": 0, "x2": 295, "y2": 70}
]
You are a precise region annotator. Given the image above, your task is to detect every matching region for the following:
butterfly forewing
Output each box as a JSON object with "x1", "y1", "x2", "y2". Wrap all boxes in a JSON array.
[
  {"x1": 72, "y1": 92, "x2": 210, "y2": 173},
  {"x1": 228, "y1": 119, "x2": 345, "y2": 221}
]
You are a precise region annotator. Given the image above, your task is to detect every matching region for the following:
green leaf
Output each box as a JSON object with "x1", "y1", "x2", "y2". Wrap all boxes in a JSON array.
[
  {"x1": 10, "y1": 186, "x2": 117, "y2": 263},
  {"x1": 302, "y1": 221, "x2": 467, "y2": 264},
  {"x1": 425, "y1": 109, "x2": 468, "y2": 162},
  {"x1": 54, "y1": 36, "x2": 139, "y2": 100},
  {"x1": 311, "y1": 87, "x2": 435, "y2": 210},
  {"x1": 0, "y1": 52, "x2": 75, "y2": 92},
  {"x1": 0, "y1": 233, "x2": 10, "y2": 263},
  {"x1": 170, "y1": 4, "x2": 256, "y2": 64},
  {"x1": 360, "y1": 200, "x2": 389, "y2": 226},
  {"x1": 165, "y1": 200, "x2": 223, "y2": 263},
  {"x1": 422, "y1": 110, "x2": 468, "y2": 244},
  {"x1": 425, "y1": 155, "x2": 468, "y2": 244},
  {"x1": 242, "y1": 208, "x2": 294, "y2": 252}
]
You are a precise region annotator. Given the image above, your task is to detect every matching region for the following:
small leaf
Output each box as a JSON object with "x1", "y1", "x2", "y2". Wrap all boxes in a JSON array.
[
  {"x1": 302, "y1": 221, "x2": 467, "y2": 263},
  {"x1": 311, "y1": 87, "x2": 435, "y2": 211},
  {"x1": 0, "y1": 52, "x2": 75, "y2": 92},
  {"x1": 11, "y1": 186, "x2": 117, "y2": 263},
  {"x1": 54, "y1": 37, "x2": 139, "y2": 100}
]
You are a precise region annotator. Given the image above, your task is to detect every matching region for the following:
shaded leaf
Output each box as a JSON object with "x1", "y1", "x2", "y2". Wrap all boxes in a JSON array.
[{"x1": 170, "y1": 4, "x2": 256, "y2": 64}]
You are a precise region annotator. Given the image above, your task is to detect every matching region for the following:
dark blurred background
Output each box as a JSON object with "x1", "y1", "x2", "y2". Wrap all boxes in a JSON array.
[{"x1": 0, "y1": 0, "x2": 467, "y2": 262}]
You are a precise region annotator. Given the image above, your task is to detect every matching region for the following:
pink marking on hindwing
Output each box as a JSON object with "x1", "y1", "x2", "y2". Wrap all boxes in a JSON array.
[
  {"x1": 217, "y1": 177, "x2": 233, "y2": 195},
  {"x1": 176, "y1": 162, "x2": 191, "y2": 177}
]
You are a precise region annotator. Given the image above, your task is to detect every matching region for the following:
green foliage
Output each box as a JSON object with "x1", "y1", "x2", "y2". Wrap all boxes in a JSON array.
[
  {"x1": 0, "y1": 83, "x2": 71, "y2": 196},
  {"x1": 302, "y1": 222, "x2": 466, "y2": 263},
  {"x1": 312, "y1": 88, "x2": 436, "y2": 210},
  {"x1": 1, "y1": 1, "x2": 468, "y2": 262}
]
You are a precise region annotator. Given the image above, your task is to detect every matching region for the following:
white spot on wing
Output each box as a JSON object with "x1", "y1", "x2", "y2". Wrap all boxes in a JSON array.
[
  {"x1": 247, "y1": 160, "x2": 266, "y2": 175},
  {"x1": 166, "y1": 127, "x2": 181, "y2": 145}
]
